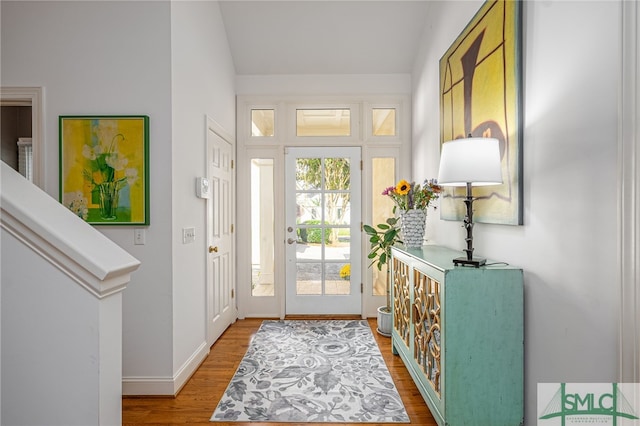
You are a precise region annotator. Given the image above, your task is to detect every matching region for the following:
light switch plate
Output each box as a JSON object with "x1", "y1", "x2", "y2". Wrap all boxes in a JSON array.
[
  {"x1": 183, "y1": 227, "x2": 195, "y2": 244},
  {"x1": 134, "y1": 228, "x2": 146, "y2": 245}
]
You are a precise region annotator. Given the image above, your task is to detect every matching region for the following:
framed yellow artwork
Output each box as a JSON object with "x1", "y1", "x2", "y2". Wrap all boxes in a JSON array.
[
  {"x1": 439, "y1": 0, "x2": 523, "y2": 225},
  {"x1": 59, "y1": 115, "x2": 150, "y2": 225}
]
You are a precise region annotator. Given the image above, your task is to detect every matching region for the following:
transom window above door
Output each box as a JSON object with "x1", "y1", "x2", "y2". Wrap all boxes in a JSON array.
[
  {"x1": 248, "y1": 104, "x2": 398, "y2": 141},
  {"x1": 296, "y1": 109, "x2": 351, "y2": 136},
  {"x1": 251, "y1": 110, "x2": 274, "y2": 137},
  {"x1": 372, "y1": 108, "x2": 396, "y2": 136}
]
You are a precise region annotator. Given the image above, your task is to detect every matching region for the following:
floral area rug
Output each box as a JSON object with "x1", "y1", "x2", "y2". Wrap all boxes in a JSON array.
[{"x1": 210, "y1": 320, "x2": 410, "y2": 423}]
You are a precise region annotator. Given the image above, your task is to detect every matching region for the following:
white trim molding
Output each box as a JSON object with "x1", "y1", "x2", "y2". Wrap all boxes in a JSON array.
[
  {"x1": 122, "y1": 341, "x2": 209, "y2": 396},
  {"x1": 619, "y1": 0, "x2": 640, "y2": 383}
]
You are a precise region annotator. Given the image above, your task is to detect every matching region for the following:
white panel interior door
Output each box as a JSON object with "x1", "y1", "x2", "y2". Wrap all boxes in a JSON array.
[
  {"x1": 206, "y1": 120, "x2": 236, "y2": 345},
  {"x1": 284, "y1": 147, "x2": 361, "y2": 315}
]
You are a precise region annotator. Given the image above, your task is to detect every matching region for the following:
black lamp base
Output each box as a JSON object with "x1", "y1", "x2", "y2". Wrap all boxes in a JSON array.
[{"x1": 453, "y1": 257, "x2": 486, "y2": 268}]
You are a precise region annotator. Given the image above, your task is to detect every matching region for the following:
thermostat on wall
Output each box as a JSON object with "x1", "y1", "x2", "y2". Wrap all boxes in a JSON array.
[{"x1": 196, "y1": 177, "x2": 210, "y2": 199}]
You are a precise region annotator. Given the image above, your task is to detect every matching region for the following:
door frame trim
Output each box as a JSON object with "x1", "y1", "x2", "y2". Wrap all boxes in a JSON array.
[
  {"x1": 0, "y1": 87, "x2": 44, "y2": 188},
  {"x1": 618, "y1": 0, "x2": 639, "y2": 383},
  {"x1": 236, "y1": 95, "x2": 412, "y2": 319}
]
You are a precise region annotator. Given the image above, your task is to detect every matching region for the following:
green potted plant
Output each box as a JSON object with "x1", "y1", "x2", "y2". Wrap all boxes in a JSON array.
[
  {"x1": 365, "y1": 178, "x2": 440, "y2": 336},
  {"x1": 364, "y1": 217, "x2": 402, "y2": 336}
]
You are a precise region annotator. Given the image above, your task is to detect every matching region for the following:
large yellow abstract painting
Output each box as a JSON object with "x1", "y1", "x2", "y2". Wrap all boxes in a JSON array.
[
  {"x1": 59, "y1": 116, "x2": 149, "y2": 225},
  {"x1": 440, "y1": 0, "x2": 522, "y2": 225}
]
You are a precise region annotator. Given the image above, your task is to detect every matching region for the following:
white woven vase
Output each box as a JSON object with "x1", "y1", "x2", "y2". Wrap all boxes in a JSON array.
[{"x1": 400, "y1": 209, "x2": 426, "y2": 248}]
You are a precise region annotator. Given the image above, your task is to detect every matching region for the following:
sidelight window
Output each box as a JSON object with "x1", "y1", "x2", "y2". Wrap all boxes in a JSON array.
[{"x1": 371, "y1": 157, "x2": 396, "y2": 296}]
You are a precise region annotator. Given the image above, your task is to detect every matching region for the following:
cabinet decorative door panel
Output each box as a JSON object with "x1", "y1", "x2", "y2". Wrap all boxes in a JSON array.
[
  {"x1": 392, "y1": 256, "x2": 411, "y2": 349},
  {"x1": 413, "y1": 269, "x2": 442, "y2": 398}
]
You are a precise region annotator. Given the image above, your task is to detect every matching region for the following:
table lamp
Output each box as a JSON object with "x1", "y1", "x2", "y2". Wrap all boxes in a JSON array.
[{"x1": 437, "y1": 137, "x2": 503, "y2": 267}]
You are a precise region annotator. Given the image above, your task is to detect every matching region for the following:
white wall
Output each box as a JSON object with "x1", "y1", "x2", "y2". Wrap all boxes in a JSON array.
[
  {"x1": 412, "y1": 1, "x2": 621, "y2": 424},
  {"x1": 2, "y1": 232, "x2": 102, "y2": 425},
  {"x1": 170, "y1": 0, "x2": 236, "y2": 382},
  {"x1": 1, "y1": 0, "x2": 238, "y2": 395},
  {"x1": 1, "y1": 0, "x2": 175, "y2": 388},
  {"x1": 236, "y1": 74, "x2": 411, "y2": 96}
]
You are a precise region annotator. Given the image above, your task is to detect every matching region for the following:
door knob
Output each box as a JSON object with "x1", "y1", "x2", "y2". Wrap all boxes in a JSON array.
[
  {"x1": 287, "y1": 238, "x2": 297, "y2": 245},
  {"x1": 209, "y1": 246, "x2": 218, "y2": 253}
]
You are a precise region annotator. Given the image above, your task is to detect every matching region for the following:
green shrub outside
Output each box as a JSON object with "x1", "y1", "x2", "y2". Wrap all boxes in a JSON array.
[{"x1": 297, "y1": 220, "x2": 333, "y2": 244}]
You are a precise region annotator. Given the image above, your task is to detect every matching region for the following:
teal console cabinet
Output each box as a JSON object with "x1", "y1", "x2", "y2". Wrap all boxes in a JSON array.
[{"x1": 390, "y1": 245, "x2": 523, "y2": 426}]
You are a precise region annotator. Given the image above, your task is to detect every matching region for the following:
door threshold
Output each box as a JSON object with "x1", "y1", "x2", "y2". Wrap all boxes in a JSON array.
[{"x1": 284, "y1": 314, "x2": 362, "y2": 320}]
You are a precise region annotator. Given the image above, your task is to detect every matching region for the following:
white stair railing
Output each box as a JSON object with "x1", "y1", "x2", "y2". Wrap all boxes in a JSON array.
[{"x1": 1, "y1": 161, "x2": 140, "y2": 426}]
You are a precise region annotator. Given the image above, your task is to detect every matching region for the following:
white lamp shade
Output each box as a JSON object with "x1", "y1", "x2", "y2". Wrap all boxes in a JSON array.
[{"x1": 437, "y1": 137, "x2": 503, "y2": 187}]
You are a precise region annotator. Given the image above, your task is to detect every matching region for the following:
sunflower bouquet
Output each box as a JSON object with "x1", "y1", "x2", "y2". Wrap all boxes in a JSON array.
[{"x1": 382, "y1": 178, "x2": 441, "y2": 212}]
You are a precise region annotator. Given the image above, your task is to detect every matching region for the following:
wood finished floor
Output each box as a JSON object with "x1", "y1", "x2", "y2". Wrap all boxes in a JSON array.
[{"x1": 122, "y1": 318, "x2": 437, "y2": 426}]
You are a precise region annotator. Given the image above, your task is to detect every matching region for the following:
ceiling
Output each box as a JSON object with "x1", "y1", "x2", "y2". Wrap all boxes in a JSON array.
[{"x1": 218, "y1": 1, "x2": 432, "y2": 75}]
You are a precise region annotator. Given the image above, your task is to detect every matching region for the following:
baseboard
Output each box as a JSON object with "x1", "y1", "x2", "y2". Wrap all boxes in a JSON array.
[
  {"x1": 122, "y1": 341, "x2": 209, "y2": 396},
  {"x1": 173, "y1": 341, "x2": 210, "y2": 395},
  {"x1": 122, "y1": 376, "x2": 174, "y2": 396},
  {"x1": 284, "y1": 314, "x2": 363, "y2": 320}
]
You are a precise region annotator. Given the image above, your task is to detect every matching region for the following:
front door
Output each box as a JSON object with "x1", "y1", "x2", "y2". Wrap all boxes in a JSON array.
[
  {"x1": 284, "y1": 147, "x2": 361, "y2": 315},
  {"x1": 206, "y1": 118, "x2": 236, "y2": 345}
]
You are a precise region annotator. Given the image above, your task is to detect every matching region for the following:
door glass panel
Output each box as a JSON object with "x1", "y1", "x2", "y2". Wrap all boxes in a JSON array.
[
  {"x1": 297, "y1": 263, "x2": 322, "y2": 295},
  {"x1": 371, "y1": 157, "x2": 396, "y2": 296},
  {"x1": 296, "y1": 109, "x2": 351, "y2": 136},
  {"x1": 296, "y1": 229, "x2": 322, "y2": 261},
  {"x1": 325, "y1": 264, "x2": 350, "y2": 295},
  {"x1": 296, "y1": 193, "x2": 321, "y2": 223},
  {"x1": 324, "y1": 158, "x2": 351, "y2": 190},
  {"x1": 295, "y1": 159, "x2": 321, "y2": 190},
  {"x1": 250, "y1": 158, "x2": 275, "y2": 297},
  {"x1": 325, "y1": 227, "x2": 350, "y2": 260},
  {"x1": 324, "y1": 193, "x2": 350, "y2": 225},
  {"x1": 293, "y1": 156, "x2": 352, "y2": 296},
  {"x1": 251, "y1": 109, "x2": 274, "y2": 137},
  {"x1": 372, "y1": 108, "x2": 396, "y2": 136}
]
